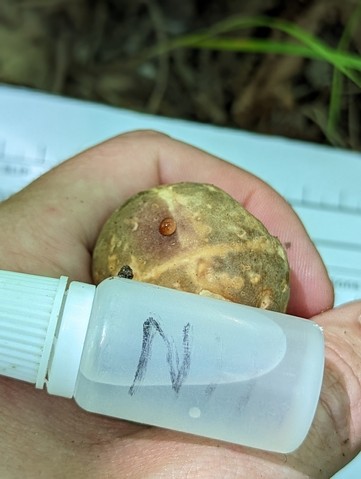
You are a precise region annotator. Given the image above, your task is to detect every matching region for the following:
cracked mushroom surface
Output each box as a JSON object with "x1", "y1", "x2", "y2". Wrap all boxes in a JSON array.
[{"x1": 92, "y1": 182, "x2": 290, "y2": 312}]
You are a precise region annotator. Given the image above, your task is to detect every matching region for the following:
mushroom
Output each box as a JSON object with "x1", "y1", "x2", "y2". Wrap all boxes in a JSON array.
[{"x1": 92, "y1": 182, "x2": 290, "y2": 312}]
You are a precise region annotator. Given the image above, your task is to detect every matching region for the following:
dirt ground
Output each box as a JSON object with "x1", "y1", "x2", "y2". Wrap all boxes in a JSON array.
[{"x1": 0, "y1": 0, "x2": 360, "y2": 150}]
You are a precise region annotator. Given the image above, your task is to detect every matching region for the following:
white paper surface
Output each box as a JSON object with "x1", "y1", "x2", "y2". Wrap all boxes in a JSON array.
[
  {"x1": 1, "y1": 84, "x2": 360, "y2": 307},
  {"x1": 0, "y1": 84, "x2": 360, "y2": 477}
]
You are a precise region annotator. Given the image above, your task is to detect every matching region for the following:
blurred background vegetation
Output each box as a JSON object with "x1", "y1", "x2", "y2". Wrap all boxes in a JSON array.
[{"x1": 0, "y1": 0, "x2": 360, "y2": 150}]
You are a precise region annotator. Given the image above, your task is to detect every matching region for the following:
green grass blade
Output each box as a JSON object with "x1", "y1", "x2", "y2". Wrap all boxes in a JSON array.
[
  {"x1": 187, "y1": 36, "x2": 361, "y2": 69},
  {"x1": 327, "y1": 2, "x2": 361, "y2": 141},
  {"x1": 147, "y1": 15, "x2": 361, "y2": 87},
  {"x1": 188, "y1": 37, "x2": 319, "y2": 58}
]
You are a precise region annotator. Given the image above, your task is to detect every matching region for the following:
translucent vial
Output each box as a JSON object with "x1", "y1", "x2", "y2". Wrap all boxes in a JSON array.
[{"x1": 0, "y1": 270, "x2": 324, "y2": 453}]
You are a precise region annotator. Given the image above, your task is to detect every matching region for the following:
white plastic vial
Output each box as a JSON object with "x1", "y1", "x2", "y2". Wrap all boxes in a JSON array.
[{"x1": 0, "y1": 269, "x2": 324, "y2": 453}]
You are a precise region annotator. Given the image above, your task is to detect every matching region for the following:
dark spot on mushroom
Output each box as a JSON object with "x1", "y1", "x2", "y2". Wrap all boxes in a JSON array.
[
  {"x1": 118, "y1": 265, "x2": 134, "y2": 279},
  {"x1": 159, "y1": 217, "x2": 177, "y2": 236}
]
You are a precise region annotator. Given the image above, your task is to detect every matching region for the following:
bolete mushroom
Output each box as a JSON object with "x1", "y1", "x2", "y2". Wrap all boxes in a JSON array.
[{"x1": 92, "y1": 182, "x2": 290, "y2": 312}]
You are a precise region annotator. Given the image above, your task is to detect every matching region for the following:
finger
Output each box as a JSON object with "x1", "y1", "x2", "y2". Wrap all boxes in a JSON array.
[
  {"x1": 303, "y1": 301, "x2": 361, "y2": 475},
  {"x1": 0, "y1": 130, "x2": 333, "y2": 317}
]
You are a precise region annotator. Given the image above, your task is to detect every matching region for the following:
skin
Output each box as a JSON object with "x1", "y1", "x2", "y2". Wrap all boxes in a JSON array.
[{"x1": 0, "y1": 130, "x2": 359, "y2": 478}]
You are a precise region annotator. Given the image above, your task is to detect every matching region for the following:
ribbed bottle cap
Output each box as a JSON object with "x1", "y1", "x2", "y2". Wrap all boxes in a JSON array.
[{"x1": 0, "y1": 270, "x2": 68, "y2": 388}]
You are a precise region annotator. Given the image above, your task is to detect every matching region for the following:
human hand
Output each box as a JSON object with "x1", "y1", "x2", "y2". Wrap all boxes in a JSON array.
[{"x1": 0, "y1": 130, "x2": 359, "y2": 478}]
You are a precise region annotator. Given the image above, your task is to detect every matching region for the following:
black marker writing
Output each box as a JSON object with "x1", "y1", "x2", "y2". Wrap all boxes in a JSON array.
[{"x1": 129, "y1": 317, "x2": 192, "y2": 396}]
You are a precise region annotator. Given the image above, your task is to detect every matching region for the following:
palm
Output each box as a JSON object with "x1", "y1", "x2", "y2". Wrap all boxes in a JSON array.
[{"x1": 0, "y1": 132, "x2": 359, "y2": 478}]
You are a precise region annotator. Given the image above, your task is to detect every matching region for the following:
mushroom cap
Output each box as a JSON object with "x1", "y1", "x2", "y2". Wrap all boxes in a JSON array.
[{"x1": 92, "y1": 182, "x2": 290, "y2": 312}]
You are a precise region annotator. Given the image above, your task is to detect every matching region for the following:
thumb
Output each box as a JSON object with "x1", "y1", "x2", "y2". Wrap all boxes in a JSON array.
[{"x1": 0, "y1": 130, "x2": 333, "y2": 317}]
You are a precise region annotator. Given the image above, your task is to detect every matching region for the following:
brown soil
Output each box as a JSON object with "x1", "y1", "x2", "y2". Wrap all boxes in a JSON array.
[{"x1": 0, "y1": 0, "x2": 360, "y2": 150}]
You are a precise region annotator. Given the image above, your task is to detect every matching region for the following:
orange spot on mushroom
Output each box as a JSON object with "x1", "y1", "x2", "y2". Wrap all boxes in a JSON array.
[{"x1": 159, "y1": 217, "x2": 177, "y2": 236}]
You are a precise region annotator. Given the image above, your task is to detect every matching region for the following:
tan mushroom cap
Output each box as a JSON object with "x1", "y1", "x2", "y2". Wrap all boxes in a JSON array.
[{"x1": 92, "y1": 182, "x2": 290, "y2": 312}]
